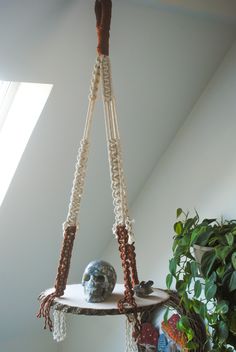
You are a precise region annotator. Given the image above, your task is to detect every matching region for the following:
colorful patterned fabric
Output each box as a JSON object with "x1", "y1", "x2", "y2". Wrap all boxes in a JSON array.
[
  {"x1": 161, "y1": 314, "x2": 187, "y2": 349},
  {"x1": 138, "y1": 322, "x2": 159, "y2": 348},
  {"x1": 158, "y1": 333, "x2": 168, "y2": 351}
]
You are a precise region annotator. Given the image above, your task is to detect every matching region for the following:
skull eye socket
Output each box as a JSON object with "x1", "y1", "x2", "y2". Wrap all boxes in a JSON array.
[
  {"x1": 83, "y1": 274, "x2": 90, "y2": 282},
  {"x1": 95, "y1": 275, "x2": 105, "y2": 283}
]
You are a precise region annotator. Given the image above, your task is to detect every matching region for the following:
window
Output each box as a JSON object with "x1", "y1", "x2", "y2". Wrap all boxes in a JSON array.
[{"x1": 0, "y1": 81, "x2": 53, "y2": 206}]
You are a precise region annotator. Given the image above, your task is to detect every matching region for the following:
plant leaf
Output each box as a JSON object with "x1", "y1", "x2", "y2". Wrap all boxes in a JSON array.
[
  {"x1": 215, "y1": 300, "x2": 229, "y2": 315},
  {"x1": 190, "y1": 228, "x2": 201, "y2": 245},
  {"x1": 190, "y1": 261, "x2": 199, "y2": 277},
  {"x1": 174, "y1": 244, "x2": 187, "y2": 258},
  {"x1": 182, "y1": 235, "x2": 191, "y2": 246},
  {"x1": 199, "y1": 301, "x2": 207, "y2": 318},
  {"x1": 176, "y1": 280, "x2": 187, "y2": 296},
  {"x1": 177, "y1": 315, "x2": 191, "y2": 332},
  {"x1": 174, "y1": 221, "x2": 183, "y2": 235},
  {"x1": 209, "y1": 271, "x2": 217, "y2": 283},
  {"x1": 205, "y1": 281, "x2": 217, "y2": 301},
  {"x1": 176, "y1": 208, "x2": 182, "y2": 218},
  {"x1": 192, "y1": 299, "x2": 201, "y2": 314},
  {"x1": 229, "y1": 311, "x2": 236, "y2": 335},
  {"x1": 201, "y1": 218, "x2": 217, "y2": 224},
  {"x1": 208, "y1": 312, "x2": 218, "y2": 325},
  {"x1": 229, "y1": 271, "x2": 236, "y2": 292},
  {"x1": 195, "y1": 229, "x2": 214, "y2": 246},
  {"x1": 163, "y1": 307, "x2": 169, "y2": 324},
  {"x1": 216, "y1": 245, "x2": 232, "y2": 263},
  {"x1": 182, "y1": 292, "x2": 191, "y2": 310},
  {"x1": 217, "y1": 321, "x2": 229, "y2": 344},
  {"x1": 186, "y1": 341, "x2": 199, "y2": 349},
  {"x1": 232, "y1": 252, "x2": 236, "y2": 270},
  {"x1": 172, "y1": 238, "x2": 179, "y2": 252},
  {"x1": 194, "y1": 280, "x2": 202, "y2": 298},
  {"x1": 226, "y1": 233, "x2": 234, "y2": 246},
  {"x1": 166, "y1": 273, "x2": 173, "y2": 290},
  {"x1": 216, "y1": 265, "x2": 225, "y2": 279},
  {"x1": 185, "y1": 217, "x2": 197, "y2": 231},
  {"x1": 222, "y1": 263, "x2": 233, "y2": 285},
  {"x1": 201, "y1": 251, "x2": 217, "y2": 278},
  {"x1": 169, "y1": 258, "x2": 177, "y2": 276},
  {"x1": 185, "y1": 327, "x2": 195, "y2": 342}
]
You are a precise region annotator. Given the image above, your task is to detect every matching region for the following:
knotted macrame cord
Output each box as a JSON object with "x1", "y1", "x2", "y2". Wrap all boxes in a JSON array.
[{"x1": 38, "y1": 0, "x2": 141, "y2": 344}]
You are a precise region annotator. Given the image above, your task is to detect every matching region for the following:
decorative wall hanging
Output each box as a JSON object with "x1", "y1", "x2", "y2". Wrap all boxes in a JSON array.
[{"x1": 37, "y1": 0, "x2": 169, "y2": 349}]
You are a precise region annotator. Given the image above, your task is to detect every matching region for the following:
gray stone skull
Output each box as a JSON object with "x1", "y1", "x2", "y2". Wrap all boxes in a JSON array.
[{"x1": 82, "y1": 260, "x2": 117, "y2": 303}]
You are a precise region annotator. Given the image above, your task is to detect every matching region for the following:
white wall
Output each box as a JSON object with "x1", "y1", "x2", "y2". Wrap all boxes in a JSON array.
[
  {"x1": 61, "y1": 39, "x2": 236, "y2": 352},
  {"x1": 0, "y1": 334, "x2": 58, "y2": 352}
]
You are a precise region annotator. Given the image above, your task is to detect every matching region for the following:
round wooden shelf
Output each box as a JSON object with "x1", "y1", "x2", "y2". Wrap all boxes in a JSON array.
[{"x1": 41, "y1": 284, "x2": 169, "y2": 316}]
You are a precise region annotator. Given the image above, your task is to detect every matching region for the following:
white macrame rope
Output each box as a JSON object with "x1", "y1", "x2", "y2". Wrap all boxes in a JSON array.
[
  {"x1": 101, "y1": 55, "x2": 135, "y2": 244},
  {"x1": 125, "y1": 316, "x2": 139, "y2": 352},
  {"x1": 63, "y1": 57, "x2": 101, "y2": 232},
  {"x1": 84, "y1": 56, "x2": 101, "y2": 139},
  {"x1": 108, "y1": 139, "x2": 124, "y2": 225},
  {"x1": 101, "y1": 55, "x2": 113, "y2": 102},
  {"x1": 53, "y1": 310, "x2": 66, "y2": 342},
  {"x1": 108, "y1": 139, "x2": 135, "y2": 244},
  {"x1": 55, "y1": 57, "x2": 101, "y2": 341},
  {"x1": 63, "y1": 139, "x2": 90, "y2": 231}
]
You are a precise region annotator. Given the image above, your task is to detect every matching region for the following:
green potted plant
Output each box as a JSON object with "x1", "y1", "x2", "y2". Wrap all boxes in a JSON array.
[{"x1": 166, "y1": 208, "x2": 236, "y2": 351}]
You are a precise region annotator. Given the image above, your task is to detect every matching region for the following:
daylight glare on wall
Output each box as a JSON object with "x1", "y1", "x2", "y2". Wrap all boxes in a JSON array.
[{"x1": 0, "y1": 81, "x2": 52, "y2": 207}]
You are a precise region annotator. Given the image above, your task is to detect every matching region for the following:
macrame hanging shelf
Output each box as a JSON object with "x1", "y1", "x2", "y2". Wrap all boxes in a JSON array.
[{"x1": 37, "y1": 0, "x2": 169, "y2": 345}]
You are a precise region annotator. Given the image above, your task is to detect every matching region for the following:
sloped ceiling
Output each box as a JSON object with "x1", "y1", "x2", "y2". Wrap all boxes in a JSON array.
[
  {"x1": 128, "y1": 0, "x2": 236, "y2": 22},
  {"x1": 0, "y1": 0, "x2": 235, "y2": 345}
]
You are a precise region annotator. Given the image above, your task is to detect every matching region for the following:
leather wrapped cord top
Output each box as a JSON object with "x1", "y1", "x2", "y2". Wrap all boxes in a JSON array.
[{"x1": 95, "y1": 0, "x2": 112, "y2": 55}]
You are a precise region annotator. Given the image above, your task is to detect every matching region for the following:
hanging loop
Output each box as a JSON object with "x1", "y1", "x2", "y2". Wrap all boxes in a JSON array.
[{"x1": 95, "y1": 0, "x2": 112, "y2": 56}]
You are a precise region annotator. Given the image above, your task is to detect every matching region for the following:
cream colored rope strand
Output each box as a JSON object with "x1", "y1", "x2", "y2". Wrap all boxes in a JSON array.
[
  {"x1": 108, "y1": 138, "x2": 124, "y2": 224},
  {"x1": 125, "y1": 315, "x2": 139, "y2": 352},
  {"x1": 53, "y1": 309, "x2": 67, "y2": 342},
  {"x1": 52, "y1": 57, "x2": 101, "y2": 342},
  {"x1": 101, "y1": 55, "x2": 134, "y2": 244},
  {"x1": 63, "y1": 56, "x2": 101, "y2": 231}
]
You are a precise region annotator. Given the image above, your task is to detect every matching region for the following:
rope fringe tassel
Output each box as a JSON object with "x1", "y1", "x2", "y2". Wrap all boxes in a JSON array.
[{"x1": 53, "y1": 309, "x2": 67, "y2": 342}]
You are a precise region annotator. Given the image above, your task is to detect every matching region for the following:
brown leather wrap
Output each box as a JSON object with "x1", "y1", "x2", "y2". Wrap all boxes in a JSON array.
[{"x1": 95, "y1": 0, "x2": 112, "y2": 56}]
